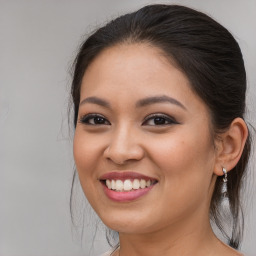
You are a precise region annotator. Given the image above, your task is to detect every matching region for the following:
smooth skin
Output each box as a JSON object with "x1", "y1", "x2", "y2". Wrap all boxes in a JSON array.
[{"x1": 73, "y1": 43, "x2": 248, "y2": 256}]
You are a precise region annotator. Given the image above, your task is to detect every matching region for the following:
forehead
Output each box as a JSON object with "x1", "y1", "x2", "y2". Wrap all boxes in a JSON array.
[{"x1": 80, "y1": 43, "x2": 203, "y2": 110}]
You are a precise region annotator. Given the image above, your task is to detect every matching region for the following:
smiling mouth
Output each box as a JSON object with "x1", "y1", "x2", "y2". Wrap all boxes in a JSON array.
[
  {"x1": 99, "y1": 172, "x2": 158, "y2": 201},
  {"x1": 101, "y1": 178, "x2": 158, "y2": 192}
]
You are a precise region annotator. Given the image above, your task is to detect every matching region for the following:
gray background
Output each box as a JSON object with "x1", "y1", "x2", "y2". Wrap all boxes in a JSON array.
[{"x1": 1, "y1": 0, "x2": 255, "y2": 255}]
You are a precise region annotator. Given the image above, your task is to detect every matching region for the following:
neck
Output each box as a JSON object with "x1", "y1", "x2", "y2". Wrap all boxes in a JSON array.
[{"x1": 117, "y1": 209, "x2": 221, "y2": 256}]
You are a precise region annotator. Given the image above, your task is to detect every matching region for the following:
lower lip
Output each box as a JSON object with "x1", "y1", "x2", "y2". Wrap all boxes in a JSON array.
[{"x1": 102, "y1": 183, "x2": 155, "y2": 202}]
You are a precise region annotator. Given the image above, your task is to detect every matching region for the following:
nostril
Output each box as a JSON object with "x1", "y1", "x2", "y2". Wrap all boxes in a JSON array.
[{"x1": 103, "y1": 144, "x2": 145, "y2": 165}]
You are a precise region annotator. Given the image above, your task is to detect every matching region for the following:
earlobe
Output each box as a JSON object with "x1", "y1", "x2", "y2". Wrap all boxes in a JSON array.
[{"x1": 213, "y1": 117, "x2": 248, "y2": 176}]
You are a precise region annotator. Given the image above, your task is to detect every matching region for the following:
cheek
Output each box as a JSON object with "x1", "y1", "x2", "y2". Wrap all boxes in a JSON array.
[
  {"x1": 149, "y1": 127, "x2": 215, "y2": 193},
  {"x1": 73, "y1": 129, "x2": 106, "y2": 211},
  {"x1": 73, "y1": 130, "x2": 102, "y2": 182},
  {"x1": 150, "y1": 135, "x2": 205, "y2": 171},
  {"x1": 145, "y1": 131, "x2": 215, "y2": 224}
]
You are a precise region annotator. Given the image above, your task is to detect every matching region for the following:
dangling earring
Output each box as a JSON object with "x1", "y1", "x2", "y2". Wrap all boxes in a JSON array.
[{"x1": 222, "y1": 167, "x2": 228, "y2": 198}]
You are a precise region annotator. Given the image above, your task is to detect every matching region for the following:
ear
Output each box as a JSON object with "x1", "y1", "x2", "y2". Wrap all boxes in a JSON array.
[{"x1": 213, "y1": 117, "x2": 248, "y2": 176}]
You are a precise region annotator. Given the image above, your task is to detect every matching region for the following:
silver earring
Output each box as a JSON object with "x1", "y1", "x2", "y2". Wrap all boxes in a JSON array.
[
  {"x1": 222, "y1": 167, "x2": 228, "y2": 198},
  {"x1": 222, "y1": 167, "x2": 227, "y2": 183}
]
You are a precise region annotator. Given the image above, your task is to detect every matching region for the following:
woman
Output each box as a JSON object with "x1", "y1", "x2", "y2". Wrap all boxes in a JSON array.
[{"x1": 70, "y1": 4, "x2": 251, "y2": 256}]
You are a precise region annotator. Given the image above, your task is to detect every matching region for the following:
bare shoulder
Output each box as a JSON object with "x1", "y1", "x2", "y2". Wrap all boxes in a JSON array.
[
  {"x1": 214, "y1": 239, "x2": 244, "y2": 256},
  {"x1": 216, "y1": 249, "x2": 244, "y2": 256},
  {"x1": 222, "y1": 246, "x2": 244, "y2": 256}
]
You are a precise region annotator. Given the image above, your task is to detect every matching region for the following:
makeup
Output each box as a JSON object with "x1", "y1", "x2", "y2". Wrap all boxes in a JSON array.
[{"x1": 100, "y1": 172, "x2": 158, "y2": 202}]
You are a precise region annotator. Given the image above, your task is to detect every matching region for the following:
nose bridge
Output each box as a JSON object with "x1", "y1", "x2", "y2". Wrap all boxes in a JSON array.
[{"x1": 104, "y1": 122, "x2": 144, "y2": 164}]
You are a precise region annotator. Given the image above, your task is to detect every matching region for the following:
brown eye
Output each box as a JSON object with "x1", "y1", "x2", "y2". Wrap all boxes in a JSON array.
[
  {"x1": 153, "y1": 117, "x2": 167, "y2": 125},
  {"x1": 79, "y1": 114, "x2": 110, "y2": 125},
  {"x1": 93, "y1": 116, "x2": 106, "y2": 124},
  {"x1": 142, "y1": 114, "x2": 177, "y2": 126}
]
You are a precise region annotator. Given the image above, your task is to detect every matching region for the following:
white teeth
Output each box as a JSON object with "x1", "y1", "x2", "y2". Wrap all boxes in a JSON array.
[
  {"x1": 105, "y1": 179, "x2": 153, "y2": 191},
  {"x1": 132, "y1": 179, "x2": 140, "y2": 190},
  {"x1": 111, "y1": 180, "x2": 116, "y2": 190},
  {"x1": 124, "y1": 180, "x2": 133, "y2": 191},
  {"x1": 140, "y1": 179, "x2": 146, "y2": 189},
  {"x1": 106, "y1": 179, "x2": 111, "y2": 189},
  {"x1": 115, "y1": 180, "x2": 123, "y2": 191}
]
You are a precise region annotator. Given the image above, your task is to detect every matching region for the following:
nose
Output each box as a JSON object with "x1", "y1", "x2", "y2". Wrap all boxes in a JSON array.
[{"x1": 103, "y1": 125, "x2": 144, "y2": 165}]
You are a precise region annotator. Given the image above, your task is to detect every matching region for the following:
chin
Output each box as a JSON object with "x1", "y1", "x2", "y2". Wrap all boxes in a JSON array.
[{"x1": 97, "y1": 207, "x2": 160, "y2": 234}]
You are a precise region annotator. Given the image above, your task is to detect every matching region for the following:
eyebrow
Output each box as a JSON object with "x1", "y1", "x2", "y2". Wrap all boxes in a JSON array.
[
  {"x1": 136, "y1": 95, "x2": 187, "y2": 110},
  {"x1": 79, "y1": 96, "x2": 110, "y2": 108},
  {"x1": 79, "y1": 95, "x2": 186, "y2": 110}
]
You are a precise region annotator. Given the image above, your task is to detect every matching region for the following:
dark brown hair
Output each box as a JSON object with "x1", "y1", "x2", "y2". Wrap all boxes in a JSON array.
[{"x1": 70, "y1": 4, "x2": 251, "y2": 249}]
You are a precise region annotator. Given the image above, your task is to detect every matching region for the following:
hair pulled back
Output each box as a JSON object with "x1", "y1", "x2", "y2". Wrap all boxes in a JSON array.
[{"x1": 71, "y1": 4, "x2": 251, "y2": 249}]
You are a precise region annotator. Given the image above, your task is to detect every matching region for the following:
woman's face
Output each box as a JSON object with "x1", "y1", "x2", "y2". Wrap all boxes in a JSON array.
[{"x1": 73, "y1": 43, "x2": 217, "y2": 234}]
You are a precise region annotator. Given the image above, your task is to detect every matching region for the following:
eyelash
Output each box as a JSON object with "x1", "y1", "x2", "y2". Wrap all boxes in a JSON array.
[
  {"x1": 142, "y1": 113, "x2": 178, "y2": 126},
  {"x1": 79, "y1": 113, "x2": 178, "y2": 126},
  {"x1": 79, "y1": 114, "x2": 110, "y2": 125}
]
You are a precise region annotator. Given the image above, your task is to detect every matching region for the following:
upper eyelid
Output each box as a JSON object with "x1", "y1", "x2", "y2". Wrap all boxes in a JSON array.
[
  {"x1": 145, "y1": 113, "x2": 170, "y2": 118},
  {"x1": 79, "y1": 113, "x2": 106, "y2": 119},
  {"x1": 143, "y1": 113, "x2": 176, "y2": 121}
]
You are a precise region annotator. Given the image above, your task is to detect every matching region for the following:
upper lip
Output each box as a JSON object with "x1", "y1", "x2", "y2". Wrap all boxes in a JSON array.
[{"x1": 99, "y1": 171, "x2": 158, "y2": 181}]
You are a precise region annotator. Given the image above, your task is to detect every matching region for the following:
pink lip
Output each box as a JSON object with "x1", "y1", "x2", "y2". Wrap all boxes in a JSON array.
[
  {"x1": 99, "y1": 171, "x2": 158, "y2": 202},
  {"x1": 102, "y1": 185, "x2": 154, "y2": 202}
]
